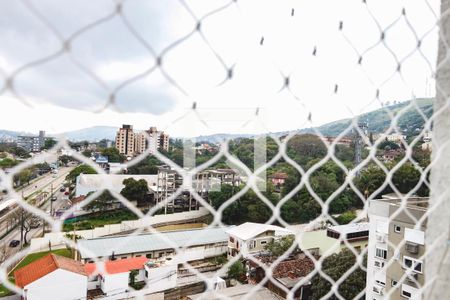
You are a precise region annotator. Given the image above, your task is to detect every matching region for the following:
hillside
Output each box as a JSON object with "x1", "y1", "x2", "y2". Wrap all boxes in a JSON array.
[
  {"x1": 299, "y1": 98, "x2": 433, "y2": 137},
  {"x1": 0, "y1": 98, "x2": 434, "y2": 143},
  {"x1": 58, "y1": 126, "x2": 117, "y2": 141}
]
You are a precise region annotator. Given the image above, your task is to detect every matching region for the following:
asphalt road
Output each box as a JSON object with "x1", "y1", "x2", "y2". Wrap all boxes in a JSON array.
[{"x1": 0, "y1": 166, "x2": 74, "y2": 261}]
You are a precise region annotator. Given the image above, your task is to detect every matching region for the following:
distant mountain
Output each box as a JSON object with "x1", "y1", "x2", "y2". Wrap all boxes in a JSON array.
[
  {"x1": 57, "y1": 126, "x2": 117, "y2": 142},
  {"x1": 194, "y1": 98, "x2": 433, "y2": 142},
  {"x1": 0, "y1": 129, "x2": 33, "y2": 141},
  {"x1": 0, "y1": 98, "x2": 434, "y2": 143},
  {"x1": 297, "y1": 98, "x2": 433, "y2": 137},
  {"x1": 193, "y1": 133, "x2": 255, "y2": 144}
]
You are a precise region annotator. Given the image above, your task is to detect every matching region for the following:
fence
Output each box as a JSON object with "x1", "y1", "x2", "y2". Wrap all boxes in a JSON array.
[{"x1": 0, "y1": 0, "x2": 449, "y2": 299}]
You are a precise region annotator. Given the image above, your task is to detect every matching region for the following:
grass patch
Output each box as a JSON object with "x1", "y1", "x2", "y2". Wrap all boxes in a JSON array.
[
  {"x1": 63, "y1": 209, "x2": 138, "y2": 231},
  {"x1": 0, "y1": 249, "x2": 72, "y2": 296},
  {"x1": 12, "y1": 249, "x2": 72, "y2": 273}
]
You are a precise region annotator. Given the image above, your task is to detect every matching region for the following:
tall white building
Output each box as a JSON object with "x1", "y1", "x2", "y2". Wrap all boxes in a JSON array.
[{"x1": 366, "y1": 197, "x2": 428, "y2": 300}]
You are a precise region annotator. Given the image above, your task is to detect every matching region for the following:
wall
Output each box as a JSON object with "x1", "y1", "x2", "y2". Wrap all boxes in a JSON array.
[
  {"x1": 145, "y1": 263, "x2": 177, "y2": 294},
  {"x1": 25, "y1": 269, "x2": 87, "y2": 300},
  {"x1": 29, "y1": 208, "x2": 209, "y2": 252},
  {"x1": 101, "y1": 272, "x2": 129, "y2": 296}
]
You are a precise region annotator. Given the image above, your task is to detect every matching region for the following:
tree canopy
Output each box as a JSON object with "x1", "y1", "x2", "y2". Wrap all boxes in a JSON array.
[
  {"x1": 66, "y1": 164, "x2": 97, "y2": 182},
  {"x1": 120, "y1": 178, "x2": 149, "y2": 202},
  {"x1": 311, "y1": 249, "x2": 366, "y2": 299}
]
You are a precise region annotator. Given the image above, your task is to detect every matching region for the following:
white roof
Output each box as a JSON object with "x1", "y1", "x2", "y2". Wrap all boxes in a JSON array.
[
  {"x1": 328, "y1": 222, "x2": 369, "y2": 235},
  {"x1": 226, "y1": 222, "x2": 293, "y2": 241},
  {"x1": 78, "y1": 227, "x2": 229, "y2": 259}
]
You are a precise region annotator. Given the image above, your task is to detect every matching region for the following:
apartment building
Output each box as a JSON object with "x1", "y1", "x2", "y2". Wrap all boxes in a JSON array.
[
  {"x1": 134, "y1": 131, "x2": 147, "y2": 154},
  {"x1": 17, "y1": 130, "x2": 46, "y2": 152},
  {"x1": 146, "y1": 127, "x2": 170, "y2": 153},
  {"x1": 115, "y1": 124, "x2": 135, "y2": 157},
  {"x1": 366, "y1": 197, "x2": 428, "y2": 300},
  {"x1": 115, "y1": 125, "x2": 170, "y2": 157}
]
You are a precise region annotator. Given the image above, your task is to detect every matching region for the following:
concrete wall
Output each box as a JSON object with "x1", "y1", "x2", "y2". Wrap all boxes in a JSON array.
[
  {"x1": 25, "y1": 269, "x2": 87, "y2": 300},
  {"x1": 101, "y1": 272, "x2": 129, "y2": 296},
  {"x1": 145, "y1": 263, "x2": 177, "y2": 294},
  {"x1": 29, "y1": 208, "x2": 209, "y2": 253}
]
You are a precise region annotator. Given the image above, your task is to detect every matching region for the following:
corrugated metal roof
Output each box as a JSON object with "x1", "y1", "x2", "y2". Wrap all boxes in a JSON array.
[{"x1": 78, "y1": 227, "x2": 230, "y2": 259}]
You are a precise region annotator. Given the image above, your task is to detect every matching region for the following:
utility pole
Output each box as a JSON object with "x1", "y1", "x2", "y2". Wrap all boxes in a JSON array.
[
  {"x1": 353, "y1": 121, "x2": 368, "y2": 177},
  {"x1": 50, "y1": 184, "x2": 54, "y2": 217}
]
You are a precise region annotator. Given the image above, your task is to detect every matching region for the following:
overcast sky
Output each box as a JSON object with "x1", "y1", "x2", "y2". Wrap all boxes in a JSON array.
[{"x1": 0, "y1": 0, "x2": 440, "y2": 137}]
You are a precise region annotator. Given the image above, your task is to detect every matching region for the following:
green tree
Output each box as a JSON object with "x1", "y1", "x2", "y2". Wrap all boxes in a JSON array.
[
  {"x1": 264, "y1": 235, "x2": 296, "y2": 257},
  {"x1": 43, "y1": 138, "x2": 57, "y2": 150},
  {"x1": 334, "y1": 211, "x2": 357, "y2": 225},
  {"x1": 66, "y1": 164, "x2": 97, "y2": 182},
  {"x1": 227, "y1": 261, "x2": 246, "y2": 282},
  {"x1": 311, "y1": 249, "x2": 366, "y2": 299},
  {"x1": 84, "y1": 191, "x2": 114, "y2": 212},
  {"x1": 355, "y1": 165, "x2": 387, "y2": 198},
  {"x1": 392, "y1": 162, "x2": 428, "y2": 196},
  {"x1": 0, "y1": 158, "x2": 18, "y2": 168},
  {"x1": 287, "y1": 134, "x2": 327, "y2": 167},
  {"x1": 101, "y1": 147, "x2": 125, "y2": 163},
  {"x1": 120, "y1": 178, "x2": 149, "y2": 202},
  {"x1": 59, "y1": 155, "x2": 71, "y2": 166}
]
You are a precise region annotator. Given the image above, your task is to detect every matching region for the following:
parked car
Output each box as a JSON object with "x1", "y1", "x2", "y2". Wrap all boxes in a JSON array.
[
  {"x1": 64, "y1": 191, "x2": 69, "y2": 195},
  {"x1": 60, "y1": 188, "x2": 65, "y2": 192},
  {"x1": 9, "y1": 240, "x2": 20, "y2": 247}
]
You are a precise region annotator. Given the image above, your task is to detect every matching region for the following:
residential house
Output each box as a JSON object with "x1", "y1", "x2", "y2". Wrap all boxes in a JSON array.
[
  {"x1": 298, "y1": 222, "x2": 369, "y2": 256},
  {"x1": 85, "y1": 257, "x2": 148, "y2": 296},
  {"x1": 14, "y1": 254, "x2": 87, "y2": 300},
  {"x1": 226, "y1": 223, "x2": 294, "y2": 258},
  {"x1": 247, "y1": 254, "x2": 316, "y2": 300}
]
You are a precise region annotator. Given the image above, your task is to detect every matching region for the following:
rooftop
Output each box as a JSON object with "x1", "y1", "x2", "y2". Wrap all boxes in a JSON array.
[
  {"x1": 85, "y1": 257, "x2": 148, "y2": 275},
  {"x1": 15, "y1": 254, "x2": 86, "y2": 288},
  {"x1": 226, "y1": 222, "x2": 293, "y2": 241},
  {"x1": 269, "y1": 172, "x2": 288, "y2": 179},
  {"x1": 327, "y1": 222, "x2": 369, "y2": 235},
  {"x1": 378, "y1": 195, "x2": 429, "y2": 210},
  {"x1": 188, "y1": 284, "x2": 280, "y2": 300},
  {"x1": 78, "y1": 227, "x2": 230, "y2": 259}
]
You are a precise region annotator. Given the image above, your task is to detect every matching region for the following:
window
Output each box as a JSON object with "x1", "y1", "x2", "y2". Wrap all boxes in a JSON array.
[
  {"x1": 158, "y1": 252, "x2": 164, "y2": 258},
  {"x1": 375, "y1": 280, "x2": 385, "y2": 286},
  {"x1": 260, "y1": 240, "x2": 267, "y2": 245},
  {"x1": 121, "y1": 257, "x2": 127, "y2": 259},
  {"x1": 394, "y1": 225, "x2": 402, "y2": 233},
  {"x1": 146, "y1": 253, "x2": 152, "y2": 258},
  {"x1": 402, "y1": 290, "x2": 412, "y2": 298},
  {"x1": 229, "y1": 237, "x2": 234, "y2": 243},
  {"x1": 375, "y1": 248, "x2": 387, "y2": 259},
  {"x1": 374, "y1": 260, "x2": 385, "y2": 268},
  {"x1": 135, "y1": 255, "x2": 142, "y2": 257},
  {"x1": 391, "y1": 280, "x2": 398, "y2": 287},
  {"x1": 249, "y1": 240, "x2": 256, "y2": 249},
  {"x1": 403, "y1": 257, "x2": 423, "y2": 273}
]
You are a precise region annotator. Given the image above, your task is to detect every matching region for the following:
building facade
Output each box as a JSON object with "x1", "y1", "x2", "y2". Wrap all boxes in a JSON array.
[
  {"x1": 366, "y1": 197, "x2": 428, "y2": 300},
  {"x1": 226, "y1": 222, "x2": 293, "y2": 258},
  {"x1": 115, "y1": 125, "x2": 170, "y2": 157},
  {"x1": 115, "y1": 124, "x2": 135, "y2": 157},
  {"x1": 17, "y1": 130, "x2": 46, "y2": 152}
]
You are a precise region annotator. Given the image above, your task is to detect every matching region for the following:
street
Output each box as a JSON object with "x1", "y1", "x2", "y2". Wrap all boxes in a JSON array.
[{"x1": 0, "y1": 166, "x2": 74, "y2": 265}]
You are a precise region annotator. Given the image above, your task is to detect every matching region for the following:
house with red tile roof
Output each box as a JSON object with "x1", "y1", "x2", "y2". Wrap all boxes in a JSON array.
[
  {"x1": 85, "y1": 257, "x2": 148, "y2": 296},
  {"x1": 14, "y1": 254, "x2": 87, "y2": 300}
]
